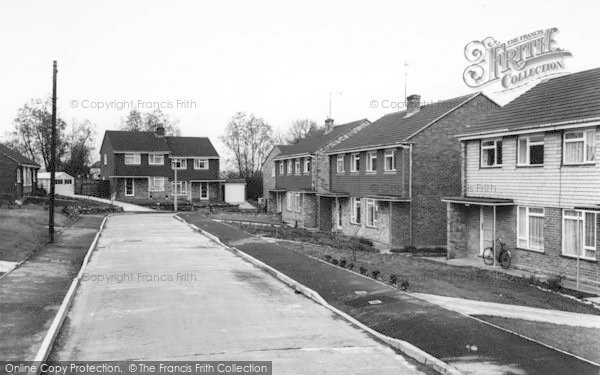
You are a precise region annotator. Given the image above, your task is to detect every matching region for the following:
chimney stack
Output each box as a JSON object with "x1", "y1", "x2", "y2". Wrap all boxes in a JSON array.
[
  {"x1": 406, "y1": 94, "x2": 421, "y2": 115},
  {"x1": 324, "y1": 118, "x2": 334, "y2": 134},
  {"x1": 155, "y1": 125, "x2": 165, "y2": 137}
]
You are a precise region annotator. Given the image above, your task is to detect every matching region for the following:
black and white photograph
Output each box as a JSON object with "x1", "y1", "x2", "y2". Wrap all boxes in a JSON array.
[{"x1": 1, "y1": 1, "x2": 600, "y2": 374}]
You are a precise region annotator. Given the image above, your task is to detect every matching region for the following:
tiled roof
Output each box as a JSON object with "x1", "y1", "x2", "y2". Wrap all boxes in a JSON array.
[
  {"x1": 276, "y1": 119, "x2": 369, "y2": 158},
  {"x1": 0, "y1": 143, "x2": 39, "y2": 167},
  {"x1": 329, "y1": 94, "x2": 479, "y2": 152},
  {"x1": 103, "y1": 131, "x2": 218, "y2": 157},
  {"x1": 462, "y1": 68, "x2": 600, "y2": 136}
]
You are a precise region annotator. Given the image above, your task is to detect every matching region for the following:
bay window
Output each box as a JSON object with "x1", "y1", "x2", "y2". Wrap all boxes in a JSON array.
[
  {"x1": 481, "y1": 139, "x2": 502, "y2": 167},
  {"x1": 384, "y1": 149, "x2": 396, "y2": 171},
  {"x1": 351, "y1": 197, "x2": 361, "y2": 224},
  {"x1": 564, "y1": 129, "x2": 596, "y2": 164},
  {"x1": 366, "y1": 152, "x2": 377, "y2": 172},
  {"x1": 563, "y1": 210, "x2": 597, "y2": 260},
  {"x1": 517, "y1": 207, "x2": 544, "y2": 251},
  {"x1": 517, "y1": 135, "x2": 544, "y2": 165}
]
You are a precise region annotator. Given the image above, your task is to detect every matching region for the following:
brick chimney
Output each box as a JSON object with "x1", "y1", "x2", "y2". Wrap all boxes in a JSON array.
[
  {"x1": 324, "y1": 118, "x2": 334, "y2": 134},
  {"x1": 406, "y1": 94, "x2": 421, "y2": 115},
  {"x1": 155, "y1": 125, "x2": 165, "y2": 137}
]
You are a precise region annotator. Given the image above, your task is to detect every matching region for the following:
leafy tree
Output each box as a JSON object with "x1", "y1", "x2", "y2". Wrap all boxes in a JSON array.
[
  {"x1": 221, "y1": 112, "x2": 274, "y2": 178},
  {"x1": 120, "y1": 108, "x2": 181, "y2": 135}
]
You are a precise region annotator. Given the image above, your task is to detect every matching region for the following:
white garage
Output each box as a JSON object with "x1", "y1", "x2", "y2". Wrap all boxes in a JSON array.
[
  {"x1": 38, "y1": 172, "x2": 75, "y2": 196},
  {"x1": 224, "y1": 179, "x2": 246, "y2": 204}
]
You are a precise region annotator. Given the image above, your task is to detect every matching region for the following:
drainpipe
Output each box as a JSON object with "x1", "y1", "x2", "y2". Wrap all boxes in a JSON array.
[{"x1": 409, "y1": 144, "x2": 413, "y2": 245}]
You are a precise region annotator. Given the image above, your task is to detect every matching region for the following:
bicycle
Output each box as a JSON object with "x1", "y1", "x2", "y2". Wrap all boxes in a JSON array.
[{"x1": 482, "y1": 239, "x2": 511, "y2": 269}]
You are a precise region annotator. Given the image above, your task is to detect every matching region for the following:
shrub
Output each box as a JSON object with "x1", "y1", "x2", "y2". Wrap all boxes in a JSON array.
[
  {"x1": 389, "y1": 274, "x2": 398, "y2": 285},
  {"x1": 547, "y1": 275, "x2": 564, "y2": 292},
  {"x1": 371, "y1": 270, "x2": 380, "y2": 279},
  {"x1": 339, "y1": 258, "x2": 347, "y2": 268},
  {"x1": 400, "y1": 280, "x2": 410, "y2": 291},
  {"x1": 324, "y1": 255, "x2": 332, "y2": 262},
  {"x1": 347, "y1": 263, "x2": 354, "y2": 270},
  {"x1": 331, "y1": 258, "x2": 339, "y2": 266},
  {"x1": 359, "y1": 266, "x2": 367, "y2": 275}
]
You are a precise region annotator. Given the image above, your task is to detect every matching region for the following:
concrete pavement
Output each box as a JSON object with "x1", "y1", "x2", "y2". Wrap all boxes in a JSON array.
[
  {"x1": 179, "y1": 214, "x2": 600, "y2": 375},
  {"x1": 50, "y1": 214, "x2": 430, "y2": 375},
  {"x1": 0, "y1": 215, "x2": 105, "y2": 360},
  {"x1": 72, "y1": 194, "x2": 155, "y2": 212},
  {"x1": 413, "y1": 293, "x2": 600, "y2": 328}
]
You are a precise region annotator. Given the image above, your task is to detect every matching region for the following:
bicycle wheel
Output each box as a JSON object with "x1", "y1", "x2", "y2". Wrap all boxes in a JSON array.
[
  {"x1": 499, "y1": 250, "x2": 511, "y2": 269},
  {"x1": 482, "y1": 247, "x2": 494, "y2": 265}
]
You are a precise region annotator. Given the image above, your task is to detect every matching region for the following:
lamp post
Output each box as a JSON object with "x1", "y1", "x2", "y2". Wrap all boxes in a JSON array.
[{"x1": 173, "y1": 159, "x2": 178, "y2": 212}]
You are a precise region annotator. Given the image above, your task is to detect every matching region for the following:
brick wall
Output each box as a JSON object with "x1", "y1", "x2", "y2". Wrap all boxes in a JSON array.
[
  {"x1": 281, "y1": 192, "x2": 317, "y2": 228},
  {"x1": 447, "y1": 203, "x2": 467, "y2": 258}
]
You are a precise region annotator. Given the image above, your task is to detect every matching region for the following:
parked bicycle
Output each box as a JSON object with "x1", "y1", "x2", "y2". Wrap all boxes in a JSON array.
[{"x1": 482, "y1": 239, "x2": 511, "y2": 269}]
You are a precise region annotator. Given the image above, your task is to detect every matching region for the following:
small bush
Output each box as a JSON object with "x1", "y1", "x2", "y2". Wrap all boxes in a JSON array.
[
  {"x1": 339, "y1": 258, "x2": 347, "y2": 268},
  {"x1": 371, "y1": 270, "x2": 380, "y2": 279},
  {"x1": 347, "y1": 263, "x2": 354, "y2": 270},
  {"x1": 547, "y1": 275, "x2": 564, "y2": 292},
  {"x1": 400, "y1": 280, "x2": 410, "y2": 291},
  {"x1": 324, "y1": 255, "x2": 332, "y2": 262},
  {"x1": 359, "y1": 266, "x2": 367, "y2": 275},
  {"x1": 331, "y1": 258, "x2": 339, "y2": 266},
  {"x1": 389, "y1": 274, "x2": 398, "y2": 285}
]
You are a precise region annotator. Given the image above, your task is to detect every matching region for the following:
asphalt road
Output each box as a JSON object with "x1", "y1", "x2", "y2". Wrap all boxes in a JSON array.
[{"x1": 50, "y1": 214, "x2": 429, "y2": 374}]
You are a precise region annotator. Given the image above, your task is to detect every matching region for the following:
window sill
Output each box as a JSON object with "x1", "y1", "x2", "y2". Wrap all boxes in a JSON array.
[
  {"x1": 193, "y1": 168, "x2": 209, "y2": 170},
  {"x1": 561, "y1": 162, "x2": 596, "y2": 167},
  {"x1": 560, "y1": 254, "x2": 597, "y2": 262},
  {"x1": 516, "y1": 247, "x2": 545, "y2": 254},
  {"x1": 365, "y1": 171, "x2": 377, "y2": 175},
  {"x1": 349, "y1": 171, "x2": 360, "y2": 175},
  {"x1": 383, "y1": 170, "x2": 396, "y2": 174},
  {"x1": 350, "y1": 221, "x2": 361, "y2": 226},
  {"x1": 124, "y1": 164, "x2": 141, "y2": 166},
  {"x1": 149, "y1": 164, "x2": 164, "y2": 166},
  {"x1": 366, "y1": 224, "x2": 377, "y2": 229},
  {"x1": 516, "y1": 164, "x2": 544, "y2": 168},
  {"x1": 480, "y1": 165, "x2": 502, "y2": 169}
]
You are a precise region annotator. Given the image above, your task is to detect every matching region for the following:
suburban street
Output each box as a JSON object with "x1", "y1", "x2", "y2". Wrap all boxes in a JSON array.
[{"x1": 49, "y1": 214, "x2": 428, "y2": 374}]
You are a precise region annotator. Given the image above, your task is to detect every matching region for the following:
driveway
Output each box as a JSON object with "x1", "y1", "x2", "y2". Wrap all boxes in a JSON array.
[
  {"x1": 50, "y1": 214, "x2": 428, "y2": 374},
  {"x1": 72, "y1": 194, "x2": 154, "y2": 212}
]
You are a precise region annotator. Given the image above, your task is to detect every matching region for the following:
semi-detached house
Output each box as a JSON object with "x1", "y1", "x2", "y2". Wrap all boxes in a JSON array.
[
  {"x1": 268, "y1": 119, "x2": 370, "y2": 228},
  {"x1": 99, "y1": 126, "x2": 222, "y2": 203},
  {"x1": 443, "y1": 68, "x2": 600, "y2": 286},
  {"x1": 324, "y1": 93, "x2": 498, "y2": 249}
]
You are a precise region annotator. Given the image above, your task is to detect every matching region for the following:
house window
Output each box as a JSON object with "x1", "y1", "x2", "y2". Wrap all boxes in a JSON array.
[
  {"x1": 517, "y1": 207, "x2": 544, "y2": 251},
  {"x1": 384, "y1": 149, "x2": 396, "y2": 171},
  {"x1": 294, "y1": 193, "x2": 301, "y2": 213},
  {"x1": 124, "y1": 153, "x2": 141, "y2": 165},
  {"x1": 23, "y1": 167, "x2": 32, "y2": 187},
  {"x1": 171, "y1": 158, "x2": 187, "y2": 170},
  {"x1": 148, "y1": 154, "x2": 164, "y2": 165},
  {"x1": 518, "y1": 135, "x2": 544, "y2": 165},
  {"x1": 366, "y1": 199, "x2": 377, "y2": 227},
  {"x1": 286, "y1": 160, "x2": 292, "y2": 175},
  {"x1": 481, "y1": 139, "x2": 503, "y2": 167},
  {"x1": 351, "y1": 197, "x2": 361, "y2": 224},
  {"x1": 148, "y1": 177, "x2": 165, "y2": 192},
  {"x1": 564, "y1": 129, "x2": 596, "y2": 164},
  {"x1": 351, "y1": 153, "x2": 360, "y2": 172},
  {"x1": 171, "y1": 181, "x2": 188, "y2": 196},
  {"x1": 366, "y1": 152, "x2": 377, "y2": 172},
  {"x1": 279, "y1": 161, "x2": 284, "y2": 175},
  {"x1": 16, "y1": 168, "x2": 21, "y2": 183},
  {"x1": 336, "y1": 155, "x2": 345, "y2": 173},
  {"x1": 563, "y1": 210, "x2": 597, "y2": 260},
  {"x1": 103, "y1": 153, "x2": 107, "y2": 165},
  {"x1": 303, "y1": 158, "x2": 310, "y2": 174},
  {"x1": 125, "y1": 178, "x2": 134, "y2": 196},
  {"x1": 200, "y1": 182, "x2": 209, "y2": 200},
  {"x1": 294, "y1": 159, "x2": 301, "y2": 175},
  {"x1": 286, "y1": 192, "x2": 292, "y2": 211},
  {"x1": 194, "y1": 159, "x2": 209, "y2": 170},
  {"x1": 271, "y1": 165, "x2": 276, "y2": 177}
]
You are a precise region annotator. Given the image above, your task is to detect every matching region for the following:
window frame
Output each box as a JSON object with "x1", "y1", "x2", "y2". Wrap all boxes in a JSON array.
[
  {"x1": 336, "y1": 155, "x2": 345, "y2": 173},
  {"x1": 294, "y1": 159, "x2": 301, "y2": 175},
  {"x1": 193, "y1": 158, "x2": 209, "y2": 170},
  {"x1": 286, "y1": 192, "x2": 292, "y2": 211},
  {"x1": 517, "y1": 135, "x2": 544, "y2": 166},
  {"x1": 16, "y1": 168, "x2": 21, "y2": 184},
  {"x1": 481, "y1": 139, "x2": 503, "y2": 167},
  {"x1": 200, "y1": 182, "x2": 209, "y2": 200},
  {"x1": 563, "y1": 129, "x2": 596, "y2": 165},
  {"x1": 384, "y1": 149, "x2": 396, "y2": 172},
  {"x1": 350, "y1": 153, "x2": 360, "y2": 173},
  {"x1": 124, "y1": 153, "x2": 141, "y2": 165},
  {"x1": 294, "y1": 193, "x2": 301, "y2": 213},
  {"x1": 517, "y1": 206, "x2": 545, "y2": 252},
  {"x1": 286, "y1": 160, "x2": 292, "y2": 175},
  {"x1": 148, "y1": 153, "x2": 165, "y2": 166},
  {"x1": 148, "y1": 176, "x2": 165, "y2": 192},
  {"x1": 350, "y1": 197, "x2": 361, "y2": 224},
  {"x1": 103, "y1": 153, "x2": 107, "y2": 165},
  {"x1": 279, "y1": 161, "x2": 284, "y2": 175},
  {"x1": 124, "y1": 178, "x2": 135, "y2": 196},
  {"x1": 365, "y1": 199, "x2": 377, "y2": 228},
  {"x1": 562, "y1": 209, "x2": 597, "y2": 260},
  {"x1": 303, "y1": 158, "x2": 310, "y2": 174},
  {"x1": 171, "y1": 180, "x2": 188, "y2": 196},
  {"x1": 366, "y1": 151, "x2": 377, "y2": 173},
  {"x1": 171, "y1": 158, "x2": 187, "y2": 170}
]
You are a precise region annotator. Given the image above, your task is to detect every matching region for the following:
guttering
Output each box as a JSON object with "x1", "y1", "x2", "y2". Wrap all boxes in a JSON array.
[
  {"x1": 458, "y1": 118, "x2": 600, "y2": 140},
  {"x1": 169, "y1": 156, "x2": 220, "y2": 159},
  {"x1": 273, "y1": 152, "x2": 311, "y2": 161},
  {"x1": 325, "y1": 142, "x2": 412, "y2": 155},
  {"x1": 112, "y1": 150, "x2": 172, "y2": 154}
]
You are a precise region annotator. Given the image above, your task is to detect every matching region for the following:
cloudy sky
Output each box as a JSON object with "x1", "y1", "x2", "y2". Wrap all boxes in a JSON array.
[{"x1": 0, "y1": 0, "x2": 598, "y2": 162}]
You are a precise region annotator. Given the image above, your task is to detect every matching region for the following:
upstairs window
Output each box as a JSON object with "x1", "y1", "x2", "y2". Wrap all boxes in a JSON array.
[
  {"x1": 295, "y1": 159, "x2": 301, "y2": 175},
  {"x1": 350, "y1": 153, "x2": 360, "y2": 172},
  {"x1": 148, "y1": 154, "x2": 164, "y2": 165},
  {"x1": 194, "y1": 158, "x2": 209, "y2": 170},
  {"x1": 564, "y1": 129, "x2": 596, "y2": 164},
  {"x1": 171, "y1": 158, "x2": 187, "y2": 170},
  {"x1": 366, "y1": 151, "x2": 377, "y2": 172},
  {"x1": 124, "y1": 153, "x2": 141, "y2": 165},
  {"x1": 336, "y1": 155, "x2": 345, "y2": 173},
  {"x1": 279, "y1": 161, "x2": 284, "y2": 175},
  {"x1": 518, "y1": 135, "x2": 544, "y2": 165},
  {"x1": 384, "y1": 149, "x2": 396, "y2": 171},
  {"x1": 286, "y1": 160, "x2": 292, "y2": 175},
  {"x1": 481, "y1": 139, "x2": 502, "y2": 167},
  {"x1": 303, "y1": 158, "x2": 310, "y2": 174}
]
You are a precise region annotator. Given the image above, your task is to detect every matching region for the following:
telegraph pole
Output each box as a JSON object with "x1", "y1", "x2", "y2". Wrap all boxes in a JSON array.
[
  {"x1": 49, "y1": 61, "x2": 57, "y2": 243},
  {"x1": 173, "y1": 160, "x2": 178, "y2": 212}
]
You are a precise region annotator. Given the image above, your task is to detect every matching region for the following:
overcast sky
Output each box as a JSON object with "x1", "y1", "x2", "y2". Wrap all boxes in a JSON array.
[{"x1": 0, "y1": 0, "x2": 598, "y2": 163}]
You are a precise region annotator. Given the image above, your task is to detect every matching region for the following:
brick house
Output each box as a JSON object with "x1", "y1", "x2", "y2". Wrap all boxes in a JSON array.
[
  {"x1": 99, "y1": 126, "x2": 222, "y2": 203},
  {"x1": 268, "y1": 119, "x2": 370, "y2": 228},
  {"x1": 443, "y1": 68, "x2": 600, "y2": 286},
  {"x1": 325, "y1": 93, "x2": 498, "y2": 249},
  {"x1": 262, "y1": 144, "x2": 289, "y2": 212},
  {"x1": 0, "y1": 143, "x2": 39, "y2": 201}
]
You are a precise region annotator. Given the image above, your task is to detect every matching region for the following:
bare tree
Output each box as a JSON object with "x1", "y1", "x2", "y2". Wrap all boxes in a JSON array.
[
  {"x1": 63, "y1": 119, "x2": 97, "y2": 177},
  {"x1": 282, "y1": 118, "x2": 323, "y2": 144},
  {"x1": 120, "y1": 108, "x2": 181, "y2": 135},
  {"x1": 220, "y1": 112, "x2": 274, "y2": 178}
]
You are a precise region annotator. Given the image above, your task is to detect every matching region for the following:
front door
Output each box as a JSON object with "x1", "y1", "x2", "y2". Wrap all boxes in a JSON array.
[
  {"x1": 125, "y1": 178, "x2": 134, "y2": 196},
  {"x1": 200, "y1": 182, "x2": 209, "y2": 200},
  {"x1": 480, "y1": 206, "x2": 494, "y2": 255}
]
